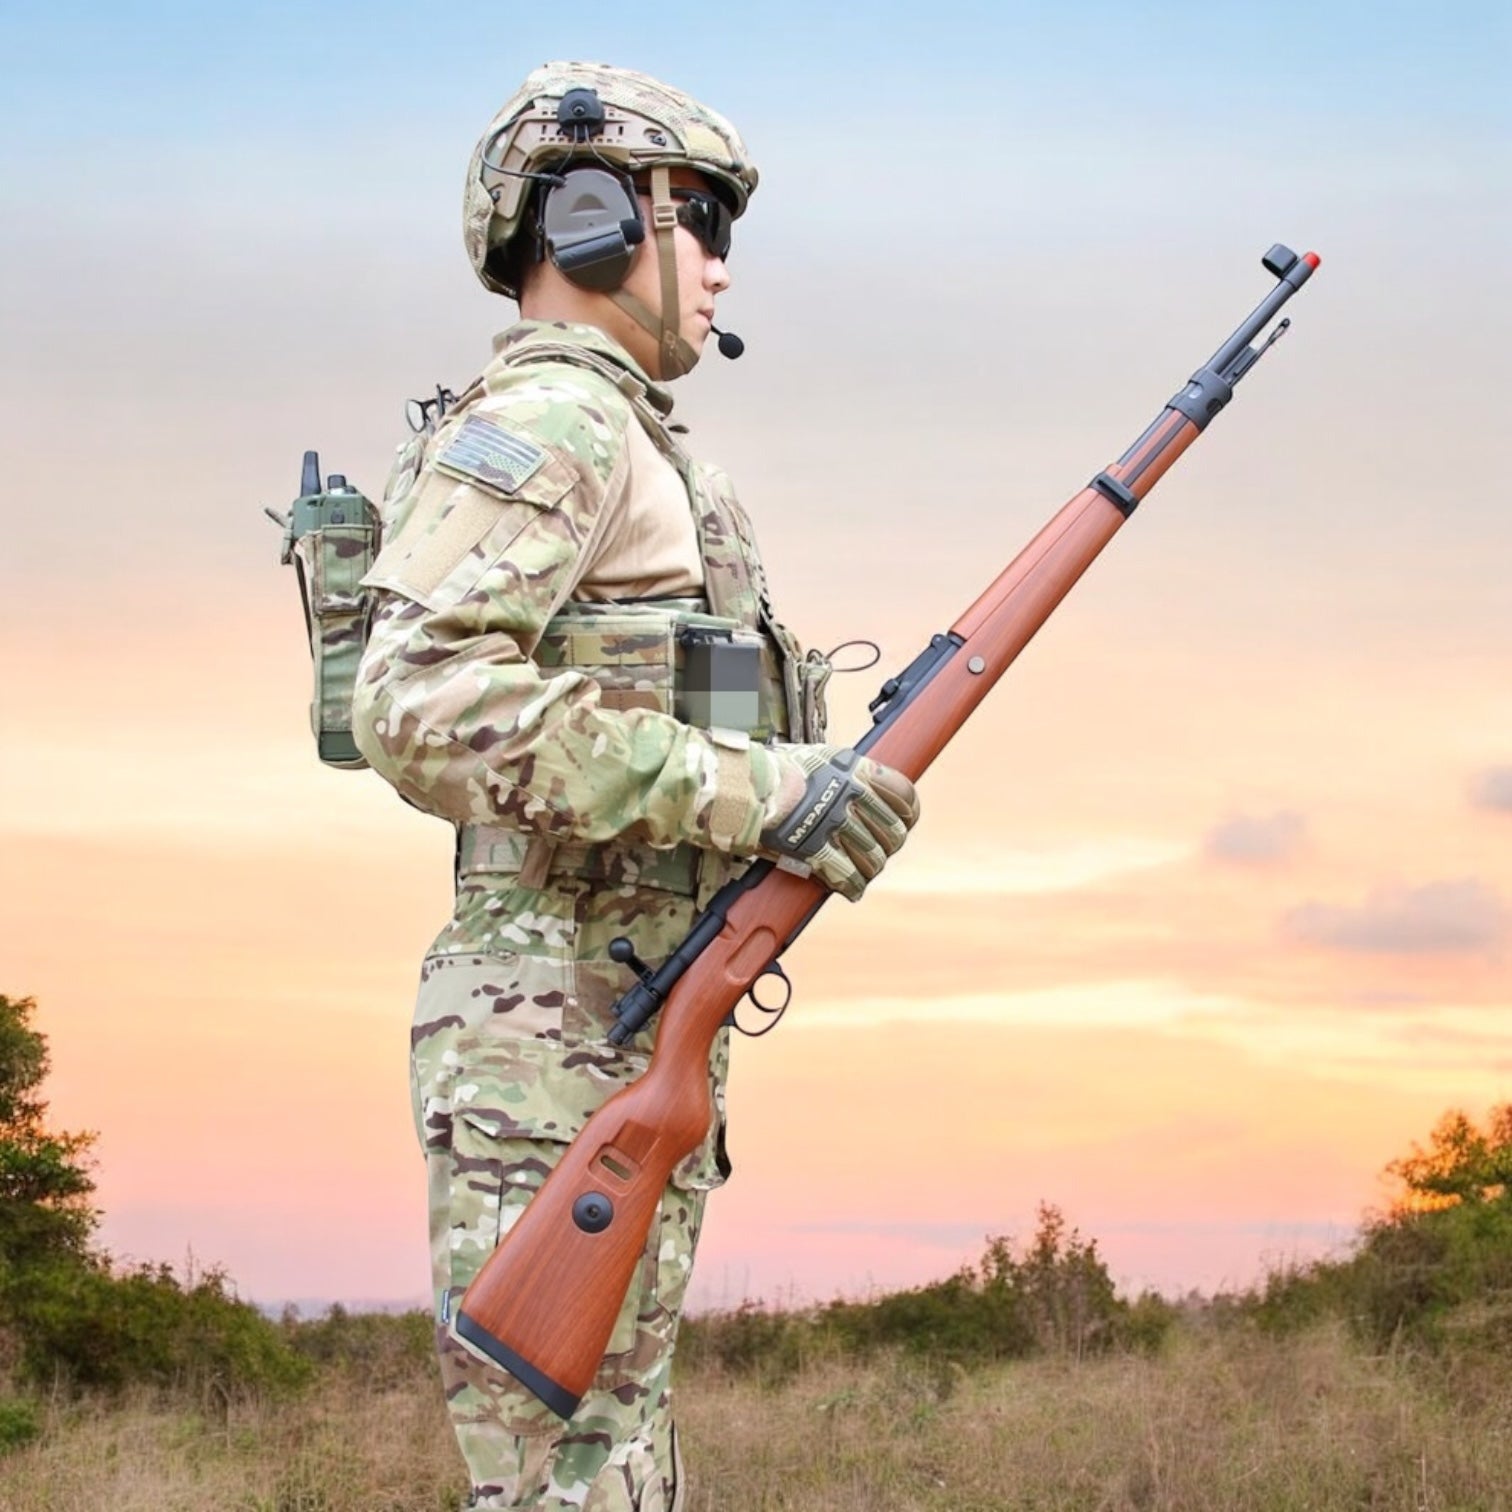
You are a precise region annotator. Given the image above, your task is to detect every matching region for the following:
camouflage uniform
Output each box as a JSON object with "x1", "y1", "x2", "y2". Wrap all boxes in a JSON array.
[{"x1": 352, "y1": 319, "x2": 827, "y2": 1509}]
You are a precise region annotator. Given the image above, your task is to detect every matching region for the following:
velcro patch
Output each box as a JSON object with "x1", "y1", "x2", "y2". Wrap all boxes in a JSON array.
[{"x1": 435, "y1": 415, "x2": 547, "y2": 495}]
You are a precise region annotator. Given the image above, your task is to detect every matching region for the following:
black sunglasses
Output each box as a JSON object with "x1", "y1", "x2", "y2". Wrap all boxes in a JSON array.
[{"x1": 669, "y1": 188, "x2": 733, "y2": 261}]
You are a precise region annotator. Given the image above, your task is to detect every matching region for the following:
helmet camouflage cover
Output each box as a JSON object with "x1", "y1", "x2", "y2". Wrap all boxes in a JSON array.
[{"x1": 465, "y1": 61, "x2": 759, "y2": 299}]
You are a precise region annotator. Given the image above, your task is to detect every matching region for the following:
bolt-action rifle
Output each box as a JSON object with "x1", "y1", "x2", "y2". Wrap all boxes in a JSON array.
[{"x1": 456, "y1": 242, "x2": 1323, "y2": 1418}]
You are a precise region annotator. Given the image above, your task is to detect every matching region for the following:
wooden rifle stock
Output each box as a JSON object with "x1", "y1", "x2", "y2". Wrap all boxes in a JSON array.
[{"x1": 457, "y1": 244, "x2": 1321, "y2": 1417}]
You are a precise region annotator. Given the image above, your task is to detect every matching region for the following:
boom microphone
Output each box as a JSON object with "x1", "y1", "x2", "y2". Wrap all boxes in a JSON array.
[{"x1": 712, "y1": 326, "x2": 744, "y2": 359}]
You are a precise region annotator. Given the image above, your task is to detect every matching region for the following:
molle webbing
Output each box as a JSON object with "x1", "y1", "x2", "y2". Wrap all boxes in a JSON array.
[
  {"x1": 456, "y1": 825, "x2": 702, "y2": 897},
  {"x1": 534, "y1": 599, "x2": 771, "y2": 737}
]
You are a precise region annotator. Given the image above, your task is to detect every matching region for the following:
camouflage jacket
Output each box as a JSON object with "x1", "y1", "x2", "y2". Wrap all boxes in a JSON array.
[{"x1": 352, "y1": 321, "x2": 827, "y2": 873}]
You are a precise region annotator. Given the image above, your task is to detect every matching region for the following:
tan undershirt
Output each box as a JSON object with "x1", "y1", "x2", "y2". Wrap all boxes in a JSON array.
[{"x1": 574, "y1": 416, "x2": 704, "y2": 602}]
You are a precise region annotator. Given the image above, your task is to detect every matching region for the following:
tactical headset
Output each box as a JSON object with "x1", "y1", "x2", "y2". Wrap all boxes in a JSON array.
[{"x1": 539, "y1": 165, "x2": 646, "y2": 293}]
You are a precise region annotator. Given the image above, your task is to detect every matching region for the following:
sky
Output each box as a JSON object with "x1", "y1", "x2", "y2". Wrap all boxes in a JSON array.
[{"x1": 1, "y1": 0, "x2": 1509, "y2": 1312}]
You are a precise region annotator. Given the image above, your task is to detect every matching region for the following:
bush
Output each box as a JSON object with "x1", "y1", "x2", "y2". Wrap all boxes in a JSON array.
[
  {"x1": 282, "y1": 1303, "x2": 435, "y2": 1386},
  {"x1": 0, "y1": 1395, "x2": 39, "y2": 1454},
  {"x1": 822, "y1": 1265, "x2": 1036, "y2": 1366},
  {"x1": 1118, "y1": 1289, "x2": 1178, "y2": 1355},
  {"x1": 5, "y1": 1258, "x2": 311, "y2": 1399},
  {"x1": 680, "y1": 1204, "x2": 1172, "y2": 1380},
  {"x1": 679, "y1": 1301, "x2": 816, "y2": 1385},
  {"x1": 1229, "y1": 1113, "x2": 1512, "y2": 1353},
  {"x1": 1350, "y1": 1202, "x2": 1512, "y2": 1348}
]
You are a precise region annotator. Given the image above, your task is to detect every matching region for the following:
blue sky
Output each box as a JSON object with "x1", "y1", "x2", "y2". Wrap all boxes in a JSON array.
[{"x1": 6, "y1": 2, "x2": 1507, "y2": 150}]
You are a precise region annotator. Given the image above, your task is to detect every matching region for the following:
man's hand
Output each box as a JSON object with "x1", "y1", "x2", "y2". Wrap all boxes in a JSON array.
[{"x1": 755, "y1": 744, "x2": 919, "y2": 901}]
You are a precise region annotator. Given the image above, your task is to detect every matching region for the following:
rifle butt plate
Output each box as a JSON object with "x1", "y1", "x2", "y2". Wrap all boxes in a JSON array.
[{"x1": 453, "y1": 1309, "x2": 581, "y2": 1420}]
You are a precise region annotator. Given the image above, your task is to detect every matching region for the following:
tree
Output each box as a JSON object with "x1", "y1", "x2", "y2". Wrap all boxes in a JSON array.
[
  {"x1": 1385, "y1": 1105, "x2": 1512, "y2": 1214},
  {"x1": 0, "y1": 995, "x2": 312, "y2": 1397},
  {"x1": 0, "y1": 994, "x2": 98, "y2": 1277},
  {"x1": 1016, "y1": 1202, "x2": 1123, "y2": 1358}
]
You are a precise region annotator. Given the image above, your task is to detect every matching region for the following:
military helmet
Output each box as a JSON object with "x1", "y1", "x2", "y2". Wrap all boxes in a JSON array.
[{"x1": 464, "y1": 61, "x2": 759, "y2": 300}]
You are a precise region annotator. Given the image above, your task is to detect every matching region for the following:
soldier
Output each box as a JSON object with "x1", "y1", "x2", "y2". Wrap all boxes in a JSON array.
[{"x1": 352, "y1": 62, "x2": 919, "y2": 1510}]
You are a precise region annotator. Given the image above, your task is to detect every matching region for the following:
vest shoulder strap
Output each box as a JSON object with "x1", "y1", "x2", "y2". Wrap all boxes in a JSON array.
[{"x1": 496, "y1": 343, "x2": 689, "y2": 472}]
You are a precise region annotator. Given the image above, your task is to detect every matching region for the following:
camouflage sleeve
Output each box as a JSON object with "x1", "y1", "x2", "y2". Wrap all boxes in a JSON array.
[{"x1": 351, "y1": 372, "x2": 786, "y2": 853}]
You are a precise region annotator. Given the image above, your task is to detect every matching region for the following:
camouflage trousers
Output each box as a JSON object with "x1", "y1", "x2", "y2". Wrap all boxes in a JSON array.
[{"x1": 411, "y1": 863, "x2": 730, "y2": 1511}]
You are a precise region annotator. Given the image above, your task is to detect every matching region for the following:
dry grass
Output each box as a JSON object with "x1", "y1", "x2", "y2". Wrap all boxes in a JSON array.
[
  {"x1": 4, "y1": 1321, "x2": 1511, "y2": 1511},
  {"x1": 678, "y1": 1324, "x2": 1512, "y2": 1510},
  {"x1": 0, "y1": 1374, "x2": 464, "y2": 1512}
]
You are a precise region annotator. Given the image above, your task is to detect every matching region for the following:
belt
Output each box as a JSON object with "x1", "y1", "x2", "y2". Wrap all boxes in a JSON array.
[{"x1": 456, "y1": 824, "x2": 702, "y2": 897}]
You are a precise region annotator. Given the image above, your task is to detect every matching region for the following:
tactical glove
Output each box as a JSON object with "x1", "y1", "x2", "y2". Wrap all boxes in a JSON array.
[{"x1": 754, "y1": 744, "x2": 919, "y2": 901}]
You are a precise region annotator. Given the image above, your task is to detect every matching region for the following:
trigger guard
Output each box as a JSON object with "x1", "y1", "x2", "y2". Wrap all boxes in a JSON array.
[
  {"x1": 732, "y1": 963, "x2": 793, "y2": 1038},
  {"x1": 748, "y1": 963, "x2": 792, "y2": 1015}
]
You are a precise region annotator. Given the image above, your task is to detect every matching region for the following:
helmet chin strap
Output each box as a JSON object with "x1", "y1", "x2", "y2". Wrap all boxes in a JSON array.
[{"x1": 610, "y1": 164, "x2": 700, "y2": 380}]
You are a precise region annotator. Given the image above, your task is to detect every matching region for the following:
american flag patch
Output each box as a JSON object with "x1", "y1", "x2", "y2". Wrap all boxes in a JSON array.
[{"x1": 435, "y1": 416, "x2": 547, "y2": 495}]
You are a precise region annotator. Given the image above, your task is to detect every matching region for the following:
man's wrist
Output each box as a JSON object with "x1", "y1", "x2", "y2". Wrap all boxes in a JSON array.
[{"x1": 751, "y1": 744, "x2": 806, "y2": 832}]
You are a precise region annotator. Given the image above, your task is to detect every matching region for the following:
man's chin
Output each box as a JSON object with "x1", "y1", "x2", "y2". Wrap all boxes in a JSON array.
[{"x1": 666, "y1": 330, "x2": 708, "y2": 378}]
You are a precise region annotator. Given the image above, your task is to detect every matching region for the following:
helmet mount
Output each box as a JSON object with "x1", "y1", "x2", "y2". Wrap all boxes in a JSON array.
[{"x1": 556, "y1": 88, "x2": 607, "y2": 142}]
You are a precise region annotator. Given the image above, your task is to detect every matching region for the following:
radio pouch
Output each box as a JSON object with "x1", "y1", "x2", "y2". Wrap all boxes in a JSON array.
[{"x1": 268, "y1": 450, "x2": 381, "y2": 769}]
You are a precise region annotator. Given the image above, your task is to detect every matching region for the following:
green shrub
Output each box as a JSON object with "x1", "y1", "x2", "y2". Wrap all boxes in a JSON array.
[
  {"x1": 678, "y1": 1301, "x2": 816, "y2": 1384},
  {"x1": 826, "y1": 1206, "x2": 1138, "y2": 1366},
  {"x1": 282, "y1": 1304, "x2": 434, "y2": 1386},
  {"x1": 0, "y1": 1395, "x2": 39, "y2": 1454},
  {"x1": 5, "y1": 1258, "x2": 311, "y2": 1398},
  {"x1": 822, "y1": 1267, "x2": 1036, "y2": 1365},
  {"x1": 1116, "y1": 1289, "x2": 1178, "y2": 1354},
  {"x1": 681, "y1": 1205, "x2": 1161, "y2": 1379},
  {"x1": 1231, "y1": 1185, "x2": 1512, "y2": 1352},
  {"x1": 1351, "y1": 1202, "x2": 1512, "y2": 1348}
]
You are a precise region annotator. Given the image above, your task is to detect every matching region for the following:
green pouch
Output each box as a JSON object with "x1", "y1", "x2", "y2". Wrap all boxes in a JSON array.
[
  {"x1": 268, "y1": 452, "x2": 380, "y2": 769},
  {"x1": 794, "y1": 647, "x2": 834, "y2": 742}
]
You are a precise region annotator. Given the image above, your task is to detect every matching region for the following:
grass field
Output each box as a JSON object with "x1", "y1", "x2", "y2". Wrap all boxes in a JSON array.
[{"x1": 4, "y1": 1316, "x2": 1510, "y2": 1511}]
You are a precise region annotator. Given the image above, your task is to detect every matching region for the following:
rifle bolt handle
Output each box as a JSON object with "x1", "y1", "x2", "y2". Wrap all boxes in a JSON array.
[{"x1": 608, "y1": 937, "x2": 654, "y2": 983}]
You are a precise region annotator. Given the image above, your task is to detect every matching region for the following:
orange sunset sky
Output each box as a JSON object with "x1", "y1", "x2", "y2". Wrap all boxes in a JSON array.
[{"x1": 2, "y1": 3, "x2": 1508, "y2": 1311}]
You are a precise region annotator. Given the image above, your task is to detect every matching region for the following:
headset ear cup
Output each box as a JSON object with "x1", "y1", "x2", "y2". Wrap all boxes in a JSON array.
[{"x1": 541, "y1": 167, "x2": 644, "y2": 292}]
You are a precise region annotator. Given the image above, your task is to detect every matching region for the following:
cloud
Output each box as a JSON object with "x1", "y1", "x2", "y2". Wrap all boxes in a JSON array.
[
  {"x1": 1343, "y1": 989, "x2": 1431, "y2": 1009},
  {"x1": 1205, "y1": 811, "x2": 1307, "y2": 865},
  {"x1": 786, "y1": 980, "x2": 1245, "y2": 1032},
  {"x1": 887, "y1": 838, "x2": 1189, "y2": 897},
  {"x1": 1282, "y1": 879, "x2": 1508, "y2": 957},
  {"x1": 1470, "y1": 767, "x2": 1512, "y2": 813}
]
